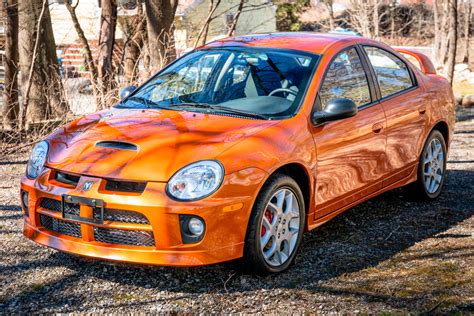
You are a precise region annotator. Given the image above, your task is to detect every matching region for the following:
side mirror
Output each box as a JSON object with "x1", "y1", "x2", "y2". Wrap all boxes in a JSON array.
[
  {"x1": 120, "y1": 85, "x2": 137, "y2": 101},
  {"x1": 312, "y1": 98, "x2": 358, "y2": 125}
]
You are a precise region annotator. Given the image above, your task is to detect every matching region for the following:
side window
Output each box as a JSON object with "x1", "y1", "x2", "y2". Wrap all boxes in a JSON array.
[
  {"x1": 319, "y1": 48, "x2": 371, "y2": 109},
  {"x1": 364, "y1": 47, "x2": 414, "y2": 98}
]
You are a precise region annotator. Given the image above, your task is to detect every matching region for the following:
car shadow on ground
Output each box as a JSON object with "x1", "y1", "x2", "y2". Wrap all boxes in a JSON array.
[{"x1": 2, "y1": 168, "x2": 472, "y2": 312}]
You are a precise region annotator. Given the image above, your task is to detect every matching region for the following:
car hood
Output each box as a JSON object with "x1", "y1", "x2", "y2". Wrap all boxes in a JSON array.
[{"x1": 46, "y1": 108, "x2": 277, "y2": 182}]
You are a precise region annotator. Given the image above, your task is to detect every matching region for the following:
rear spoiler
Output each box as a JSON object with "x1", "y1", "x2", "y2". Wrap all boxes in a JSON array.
[{"x1": 394, "y1": 47, "x2": 437, "y2": 74}]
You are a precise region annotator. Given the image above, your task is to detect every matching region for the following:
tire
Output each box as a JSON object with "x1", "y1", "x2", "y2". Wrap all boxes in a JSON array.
[
  {"x1": 243, "y1": 174, "x2": 305, "y2": 275},
  {"x1": 405, "y1": 130, "x2": 447, "y2": 200}
]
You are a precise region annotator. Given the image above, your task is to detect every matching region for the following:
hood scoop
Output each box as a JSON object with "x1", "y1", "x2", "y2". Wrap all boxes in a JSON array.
[{"x1": 95, "y1": 141, "x2": 138, "y2": 151}]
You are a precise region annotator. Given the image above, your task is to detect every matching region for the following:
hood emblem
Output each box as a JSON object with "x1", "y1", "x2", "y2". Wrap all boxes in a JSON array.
[{"x1": 83, "y1": 181, "x2": 93, "y2": 191}]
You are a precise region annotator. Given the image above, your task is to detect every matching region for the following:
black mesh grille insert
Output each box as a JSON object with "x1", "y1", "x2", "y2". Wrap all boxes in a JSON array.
[
  {"x1": 40, "y1": 198, "x2": 61, "y2": 212},
  {"x1": 104, "y1": 180, "x2": 146, "y2": 193},
  {"x1": 94, "y1": 227, "x2": 155, "y2": 247},
  {"x1": 39, "y1": 214, "x2": 82, "y2": 238},
  {"x1": 93, "y1": 208, "x2": 150, "y2": 225},
  {"x1": 40, "y1": 198, "x2": 80, "y2": 217}
]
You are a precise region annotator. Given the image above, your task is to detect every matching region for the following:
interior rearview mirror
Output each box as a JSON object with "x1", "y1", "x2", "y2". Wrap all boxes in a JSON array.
[
  {"x1": 312, "y1": 98, "x2": 358, "y2": 125},
  {"x1": 120, "y1": 85, "x2": 137, "y2": 101}
]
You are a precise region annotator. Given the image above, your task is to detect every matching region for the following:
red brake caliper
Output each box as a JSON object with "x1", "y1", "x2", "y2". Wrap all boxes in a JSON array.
[{"x1": 261, "y1": 209, "x2": 273, "y2": 236}]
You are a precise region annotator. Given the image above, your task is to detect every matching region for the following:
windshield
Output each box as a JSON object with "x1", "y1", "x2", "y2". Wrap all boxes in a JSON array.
[{"x1": 118, "y1": 47, "x2": 319, "y2": 119}]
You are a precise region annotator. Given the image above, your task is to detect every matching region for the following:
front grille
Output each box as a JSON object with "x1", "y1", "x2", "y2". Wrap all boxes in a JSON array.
[
  {"x1": 40, "y1": 198, "x2": 80, "y2": 217},
  {"x1": 39, "y1": 214, "x2": 82, "y2": 238},
  {"x1": 94, "y1": 227, "x2": 155, "y2": 247},
  {"x1": 40, "y1": 198, "x2": 61, "y2": 212},
  {"x1": 93, "y1": 208, "x2": 150, "y2": 224},
  {"x1": 105, "y1": 180, "x2": 146, "y2": 193}
]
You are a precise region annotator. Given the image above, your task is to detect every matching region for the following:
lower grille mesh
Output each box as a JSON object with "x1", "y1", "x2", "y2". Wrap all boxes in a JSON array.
[
  {"x1": 94, "y1": 227, "x2": 155, "y2": 247},
  {"x1": 40, "y1": 214, "x2": 82, "y2": 238},
  {"x1": 93, "y1": 208, "x2": 150, "y2": 225},
  {"x1": 40, "y1": 198, "x2": 80, "y2": 217}
]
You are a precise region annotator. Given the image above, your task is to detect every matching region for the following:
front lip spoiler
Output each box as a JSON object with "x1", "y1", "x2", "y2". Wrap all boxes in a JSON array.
[{"x1": 23, "y1": 220, "x2": 244, "y2": 267}]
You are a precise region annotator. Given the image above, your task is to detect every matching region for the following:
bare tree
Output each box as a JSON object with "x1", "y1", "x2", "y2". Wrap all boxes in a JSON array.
[
  {"x1": 349, "y1": 0, "x2": 373, "y2": 37},
  {"x1": 446, "y1": 0, "x2": 458, "y2": 85},
  {"x1": 64, "y1": 0, "x2": 100, "y2": 103},
  {"x1": 373, "y1": 0, "x2": 379, "y2": 38},
  {"x1": 18, "y1": 0, "x2": 68, "y2": 128},
  {"x1": 97, "y1": 0, "x2": 118, "y2": 109},
  {"x1": 193, "y1": 0, "x2": 221, "y2": 48},
  {"x1": 227, "y1": 0, "x2": 245, "y2": 37},
  {"x1": 123, "y1": 1, "x2": 146, "y2": 84},
  {"x1": 144, "y1": 0, "x2": 178, "y2": 73},
  {"x1": 460, "y1": 1, "x2": 472, "y2": 63},
  {"x1": 322, "y1": 0, "x2": 335, "y2": 30},
  {"x1": 1, "y1": 0, "x2": 19, "y2": 130},
  {"x1": 434, "y1": 0, "x2": 450, "y2": 69}
]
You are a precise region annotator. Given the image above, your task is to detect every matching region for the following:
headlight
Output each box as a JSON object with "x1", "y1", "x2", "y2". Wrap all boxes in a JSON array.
[
  {"x1": 26, "y1": 141, "x2": 49, "y2": 179},
  {"x1": 166, "y1": 160, "x2": 224, "y2": 201}
]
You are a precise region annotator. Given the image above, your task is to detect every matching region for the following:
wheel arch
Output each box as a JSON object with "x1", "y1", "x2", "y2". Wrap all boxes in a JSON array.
[
  {"x1": 431, "y1": 120, "x2": 450, "y2": 149},
  {"x1": 271, "y1": 163, "x2": 312, "y2": 217}
]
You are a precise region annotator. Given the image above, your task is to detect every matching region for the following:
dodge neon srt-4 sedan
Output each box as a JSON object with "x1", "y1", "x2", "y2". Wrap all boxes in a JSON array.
[{"x1": 21, "y1": 33, "x2": 455, "y2": 274}]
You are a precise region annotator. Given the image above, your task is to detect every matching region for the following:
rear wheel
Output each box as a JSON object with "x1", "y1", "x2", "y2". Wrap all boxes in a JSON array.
[
  {"x1": 243, "y1": 174, "x2": 305, "y2": 275},
  {"x1": 406, "y1": 130, "x2": 447, "y2": 200}
]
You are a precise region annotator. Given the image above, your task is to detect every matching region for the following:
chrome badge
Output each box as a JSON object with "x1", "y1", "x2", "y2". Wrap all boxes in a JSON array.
[{"x1": 83, "y1": 181, "x2": 93, "y2": 191}]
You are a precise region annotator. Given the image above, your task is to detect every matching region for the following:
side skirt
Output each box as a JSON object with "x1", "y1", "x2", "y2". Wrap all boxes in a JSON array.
[{"x1": 306, "y1": 163, "x2": 419, "y2": 231}]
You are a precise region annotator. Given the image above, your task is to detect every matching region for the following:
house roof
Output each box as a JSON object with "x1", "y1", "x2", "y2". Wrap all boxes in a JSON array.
[{"x1": 202, "y1": 32, "x2": 378, "y2": 55}]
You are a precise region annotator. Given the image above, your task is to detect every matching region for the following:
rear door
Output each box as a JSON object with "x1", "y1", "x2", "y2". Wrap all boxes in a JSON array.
[
  {"x1": 310, "y1": 46, "x2": 387, "y2": 219},
  {"x1": 362, "y1": 46, "x2": 427, "y2": 185}
]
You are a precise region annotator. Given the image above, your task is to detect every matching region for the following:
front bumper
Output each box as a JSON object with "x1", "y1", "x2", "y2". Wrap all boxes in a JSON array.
[{"x1": 21, "y1": 167, "x2": 267, "y2": 266}]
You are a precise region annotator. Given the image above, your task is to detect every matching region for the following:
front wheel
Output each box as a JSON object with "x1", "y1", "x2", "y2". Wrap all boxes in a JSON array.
[
  {"x1": 243, "y1": 174, "x2": 305, "y2": 275},
  {"x1": 406, "y1": 130, "x2": 447, "y2": 200}
]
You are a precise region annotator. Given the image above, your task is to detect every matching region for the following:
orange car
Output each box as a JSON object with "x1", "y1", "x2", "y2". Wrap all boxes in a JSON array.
[{"x1": 21, "y1": 33, "x2": 455, "y2": 274}]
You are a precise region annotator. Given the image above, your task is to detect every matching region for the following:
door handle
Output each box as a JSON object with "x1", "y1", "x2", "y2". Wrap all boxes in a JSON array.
[{"x1": 372, "y1": 123, "x2": 383, "y2": 134}]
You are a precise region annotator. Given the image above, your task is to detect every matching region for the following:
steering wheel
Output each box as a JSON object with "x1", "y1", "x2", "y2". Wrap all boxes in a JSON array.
[{"x1": 268, "y1": 88, "x2": 298, "y2": 97}]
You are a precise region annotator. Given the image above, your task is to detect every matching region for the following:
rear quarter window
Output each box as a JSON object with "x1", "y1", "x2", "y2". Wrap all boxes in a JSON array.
[{"x1": 364, "y1": 47, "x2": 414, "y2": 98}]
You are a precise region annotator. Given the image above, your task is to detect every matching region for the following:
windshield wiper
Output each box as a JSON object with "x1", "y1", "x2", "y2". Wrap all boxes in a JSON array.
[
  {"x1": 126, "y1": 96, "x2": 165, "y2": 109},
  {"x1": 173, "y1": 102, "x2": 268, "y2": 120}
]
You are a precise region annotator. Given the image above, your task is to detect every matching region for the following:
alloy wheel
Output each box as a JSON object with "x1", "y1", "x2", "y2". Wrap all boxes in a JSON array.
[
  {"x1": 423, "y1": 138, "x2": 445, "y2": 194},
  {"x1": 260, "y1": 188, "x2": 301, "y2": 267}
]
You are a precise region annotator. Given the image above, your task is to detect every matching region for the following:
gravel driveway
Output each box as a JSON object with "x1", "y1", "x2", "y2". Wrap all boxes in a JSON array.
[{"x1": 1, "y1": 109, "x2": 473, "y2": 313}]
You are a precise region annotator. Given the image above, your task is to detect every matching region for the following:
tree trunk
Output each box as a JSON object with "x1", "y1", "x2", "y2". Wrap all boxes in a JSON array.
[
  {"x1": 144, "y1": 0, "x2": 178, "y2": 73},
  {"x1": 18, "y1": 0, "x2": 68, "y2": 127},
  {"x1": 446, "y1": 0, "x2": 458, "y2": 85},
  {"x1": 373, "y1": 0, "x2": 379, "y2": 39},
  {"x1": 2, "y1": 0, "x2": 19, "y2": 130},
  {"x1": 124, "y1": 6, "x2": 146, "y2": 85},
  {"x1": 97, "y1": 0, "x2": 117, "y2": 110},
  {"x1": 438, "y1": 0, "x2": 450, "y2": 67},
  {"x1": 390, "y1": 1, "x2": 396, "y2": 41},
  {"x1": 64, "y1": 0, "x2": 100, "y2": 104},
  {"x1": 461, "y1": 2, "x2": 471, "y2": 63},
  {"x1": 326, "y1": 1, "x2": 335, "y2": 31}
]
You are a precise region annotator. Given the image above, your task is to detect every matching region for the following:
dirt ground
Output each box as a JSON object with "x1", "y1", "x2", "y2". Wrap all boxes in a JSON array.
[{"x1": 0, "y1": 109, "x2": 473, "y2": 313}]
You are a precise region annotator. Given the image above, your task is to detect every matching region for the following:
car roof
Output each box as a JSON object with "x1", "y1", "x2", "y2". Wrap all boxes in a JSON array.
[{"x1": 203, "y1": 32, "x2": 379, "y2": 55}]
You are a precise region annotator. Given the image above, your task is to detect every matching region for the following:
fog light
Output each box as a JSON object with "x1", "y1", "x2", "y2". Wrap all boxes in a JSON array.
[
  {"x1": 188, "y1": 217, "x2": 204, "y2": 236},
  {"x1": 179, "y1": 215, "x2": 206, "y2": 244}
]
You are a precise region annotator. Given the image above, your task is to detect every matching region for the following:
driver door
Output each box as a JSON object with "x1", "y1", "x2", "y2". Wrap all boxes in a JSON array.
[{"x1": 309, "y1": 47, "x2": 387, "y2": 219}]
